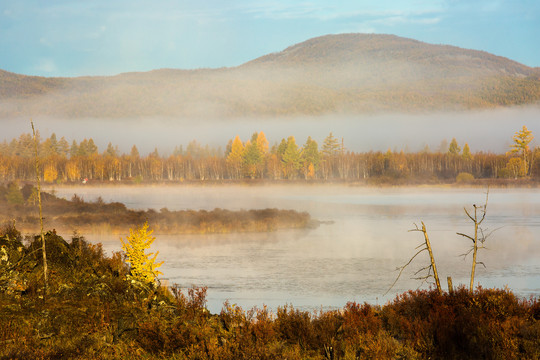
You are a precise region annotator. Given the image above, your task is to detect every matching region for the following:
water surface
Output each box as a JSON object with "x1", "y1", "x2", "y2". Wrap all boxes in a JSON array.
[{"x1": 51, "y1": 185, "x2": 540, "y2": 313}]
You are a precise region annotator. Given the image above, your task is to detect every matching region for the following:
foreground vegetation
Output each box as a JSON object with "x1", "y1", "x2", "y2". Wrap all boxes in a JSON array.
[
  {"x1": 0, "y1": 184, "x2": 313, "y2": 235},
  {"x1": 1, "y1": 225, "x2": 538, "y2": 359}
]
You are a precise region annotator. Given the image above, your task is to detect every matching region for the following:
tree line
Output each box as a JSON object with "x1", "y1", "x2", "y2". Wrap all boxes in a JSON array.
[{"x1": 0, "y1": 127, "x2": 537, "y2": 183}]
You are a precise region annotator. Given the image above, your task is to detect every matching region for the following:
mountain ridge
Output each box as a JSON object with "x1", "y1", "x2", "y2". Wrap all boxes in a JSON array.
[{"x1": 1, "y1": 33, "x2": 539, "y2": 119}]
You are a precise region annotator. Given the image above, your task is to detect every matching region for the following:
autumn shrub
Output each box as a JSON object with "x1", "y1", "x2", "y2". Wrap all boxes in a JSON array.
[
  {"x1": 275, "y1": 305, "x2": 314, "y2": 350},
  {"x1": 456, "y1": 172, "x2": 475, "y2": 183},
  {"x1": 381, "y1": 287, "x2": 540, "y2": 359}
]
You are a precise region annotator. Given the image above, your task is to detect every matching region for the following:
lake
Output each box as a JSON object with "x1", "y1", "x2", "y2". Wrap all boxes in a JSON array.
[{"x1": 50, "y1": 185, "x2": 540, "y2": 313}]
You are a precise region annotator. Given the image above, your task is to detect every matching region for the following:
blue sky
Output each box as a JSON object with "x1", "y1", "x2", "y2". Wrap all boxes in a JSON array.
[{"x1": 1, "y1": 0, "x2": 538, "y2": 77}]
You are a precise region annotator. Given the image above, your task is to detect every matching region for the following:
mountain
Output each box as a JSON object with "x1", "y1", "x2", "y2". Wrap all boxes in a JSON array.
[{"x1": 1, "y1": 33, "x2": 539, "y2": 119}]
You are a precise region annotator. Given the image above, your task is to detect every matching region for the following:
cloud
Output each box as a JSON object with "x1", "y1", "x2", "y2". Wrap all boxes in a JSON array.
[
  {"x1": 34, "y1": 58, "x2": 58, "y2": 74},
  {"x1": 239, "y1": 1, "x2": 445, "y2": 22},
  {"x1": 371, "y1": 14, "x2": 442, "y2": 27},
  {"x1": 239, "y1": 2, "x2": 327, "y2": 20}
]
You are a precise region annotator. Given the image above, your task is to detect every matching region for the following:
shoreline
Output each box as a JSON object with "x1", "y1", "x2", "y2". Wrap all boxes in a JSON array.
[{"x1": 38, "y1": 178, "x2": 539, "y2": 191}]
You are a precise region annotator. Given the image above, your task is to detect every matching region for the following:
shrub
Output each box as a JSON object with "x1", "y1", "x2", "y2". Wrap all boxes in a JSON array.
[{"x1": 456, "y1": 172, "x2": 474, "y2": 183}]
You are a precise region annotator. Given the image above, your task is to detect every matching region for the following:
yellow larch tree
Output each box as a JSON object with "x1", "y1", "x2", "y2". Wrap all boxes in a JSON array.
[
  {"x1": 509, "y1": 125, "x2": 534, "y2": 174},
  {"x1": 121, "y1": 222, "x2": 163, "y2": 285},
  {"x1": 226, "y1": 135, "x2": 245, "y2": 179}
]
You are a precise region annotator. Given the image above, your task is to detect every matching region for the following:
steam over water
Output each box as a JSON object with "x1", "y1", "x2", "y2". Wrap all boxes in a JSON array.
[{"x1": 52, "y1": 185, "x2": 540, "y2": 313}]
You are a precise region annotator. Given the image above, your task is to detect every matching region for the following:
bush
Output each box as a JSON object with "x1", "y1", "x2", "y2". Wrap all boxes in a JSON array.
[{"x1": 456, "y1": 172, "x2": 475, "y2": 183}]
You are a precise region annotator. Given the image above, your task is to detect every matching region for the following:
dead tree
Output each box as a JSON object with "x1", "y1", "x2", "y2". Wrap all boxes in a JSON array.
[
  {"x1": 31, "y1": 121, "x2": 48, "y2": 294},
  {"x1": 386, "y1": 221, "x2": 442, "y2": 295},
  {"x1": 457, "y1": 188, "x2": 493, "y2": 292}
]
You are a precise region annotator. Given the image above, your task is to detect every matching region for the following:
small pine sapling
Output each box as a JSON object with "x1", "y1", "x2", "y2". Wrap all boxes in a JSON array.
[{"x1": 121, "y1": 222, "x2": 163, "y2": 286}]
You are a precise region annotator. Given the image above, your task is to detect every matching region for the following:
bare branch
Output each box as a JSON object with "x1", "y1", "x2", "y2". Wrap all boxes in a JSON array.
[
  {"x1": 457, "y1": 232, "x2": 474, "y2": 242},
  {"x1": 477, "y1": 188, "x2": 489, "y2": 226},
  {"x1": 464, "y1": 207, "x2": 475, "y2": 222},
  {"x1": 384, "y1": 248, "x2": 426, "y2": 296},
  {"x1": 460, "y1": 247, "x2": 474, "y2": 259},
  {"x1": 414, "y1": 265, "x2": 431, "y2": 275}
]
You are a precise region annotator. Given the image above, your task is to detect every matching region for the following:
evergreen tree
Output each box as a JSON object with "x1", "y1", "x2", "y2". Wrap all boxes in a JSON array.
[
  {"x1": 322, "y1": 132, "x2": 340, "y2": 156},
  {"x1": 41, "y1": 133, "x2": 59, "y2": 157},
  {"x1": 87, "y1": 139, "x2": 98, "y2": 155},
  {"x1": 104, "y1": 142, "x2": 118, "y2": 157},
  {"x1": 301, "y1": 136, "x2": 320, "y2": 179},
  {"x1": 78, "y1": 139, "x2": 88, "y2": 156},
  {"x1": 462, "y1": 143, "x2": 472, "y2": 160},
  {"x1": 70, "y1": 140, "x2": 79, "y2": 158},
  {"x1": 243, "y1": 140, "x2": 262, "y2": 178},
  {"x1": 437, "y1": 139, "x2": 448, "y2": 154},
  {"x1": 276, "y1": 138, "x2": 288, "y2": 159},
  {"x1": 150, "y1": 148, "x2": 159, "y2": 158},
  {"x1": 448, "y1": 138, "x2": 461, "y2": 155},
  {"x1": 224, "y1": 140, "x2": 233, "y2": 157},
  {"x1": 58, "y1": 137, "x2": 70, "y2": 157},
  {"x1": 130, "y1": 145, "x2": 140, "y2": 158},
  {"x1": 282, "y1": 136, "x2": 301, "y2": 179}
]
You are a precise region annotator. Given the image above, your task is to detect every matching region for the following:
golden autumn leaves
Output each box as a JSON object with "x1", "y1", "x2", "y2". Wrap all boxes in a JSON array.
[{"x1": 121, "y1": 222, "x2": 163, "y2": 285}]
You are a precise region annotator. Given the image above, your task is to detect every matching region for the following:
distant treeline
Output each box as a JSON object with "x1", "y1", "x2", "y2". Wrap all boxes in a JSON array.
[{"x1": 0, "y1": 129, "x2": 538, "y2": 183}]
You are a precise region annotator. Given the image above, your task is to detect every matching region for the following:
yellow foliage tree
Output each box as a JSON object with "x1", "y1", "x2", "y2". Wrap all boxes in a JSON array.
[
  {"x1": 256, "y1": 131, "x2": 269, "y2": 155},
  {"x1": 505, "y1": 157, "x2": 527, "y2": 179},
  {"x1": 226, "y1": 135, "x2": 244, "y2": 179},
  {"x1": 65, "y1": 161, "x2": 80, "y2": 182},
  {"x1": 121, "y1": 222, "x2": 163, "y2": 285},
  {"x1": 509, "y1": 125, "x2": 534, "y2": 173},
  {"x1": 44, "y1": 163, "x2": 58, "y2": 183}
]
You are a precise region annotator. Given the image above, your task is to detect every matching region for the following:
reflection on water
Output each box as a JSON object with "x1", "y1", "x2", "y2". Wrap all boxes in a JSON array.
[{"x1": 52, "y1": 185, "x2": 540, "y2": 313}]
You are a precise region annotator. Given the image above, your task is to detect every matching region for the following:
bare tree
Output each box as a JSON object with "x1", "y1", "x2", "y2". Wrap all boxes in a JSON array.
[
  {"x1": 386, "y1": 221, "x2": 442, "y2": 295},
  {"x1": 31, "y1": 121, "x2": 48, "y2": 294},
  {"x1": 457, "y1": 188, "x2": 493, "y2": 292}
]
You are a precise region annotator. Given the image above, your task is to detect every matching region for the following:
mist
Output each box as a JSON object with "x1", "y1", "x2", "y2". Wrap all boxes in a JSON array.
[
  {"x1": 2, "y1": 106, "x2": 539, "y2": 155},
  {"x1": 49, "y1": 184, "x2": 540, "y2": 312}
]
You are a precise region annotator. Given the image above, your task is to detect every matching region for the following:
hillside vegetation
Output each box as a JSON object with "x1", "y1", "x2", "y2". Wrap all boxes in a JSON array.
[{"x1": 1, "y1": 34, "x2": 540, "y2": 119}]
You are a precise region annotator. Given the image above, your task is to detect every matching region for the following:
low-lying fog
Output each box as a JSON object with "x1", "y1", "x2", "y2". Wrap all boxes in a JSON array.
[
  {"x1": 4, "y1": 106, "x2": 540, "y2": 154},
  {"x1": 49, "y1": 185, "x2": 540, "y2": 313}
]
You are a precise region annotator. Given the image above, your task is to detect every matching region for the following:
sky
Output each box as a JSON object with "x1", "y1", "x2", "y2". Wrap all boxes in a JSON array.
[{"x1": 1, "y1": 0, "x2": 539, "y2": 77}]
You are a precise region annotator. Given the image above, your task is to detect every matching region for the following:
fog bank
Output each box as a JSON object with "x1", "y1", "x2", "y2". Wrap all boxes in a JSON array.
[{"x1": 2, "y1": 106, "x2": 539, "y2": 155}]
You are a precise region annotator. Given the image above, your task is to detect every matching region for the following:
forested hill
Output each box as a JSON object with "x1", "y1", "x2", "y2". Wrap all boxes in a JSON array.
[{"x1": 1, "y1": 33, "x2": 540, "y2": 119}]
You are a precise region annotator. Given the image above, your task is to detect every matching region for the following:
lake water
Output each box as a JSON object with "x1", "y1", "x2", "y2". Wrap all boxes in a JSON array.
[{"x1": 50, "y1": 185, "x2": 540, "y2": 313}]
